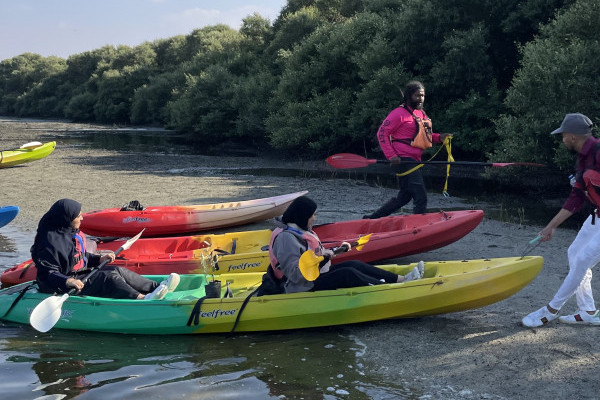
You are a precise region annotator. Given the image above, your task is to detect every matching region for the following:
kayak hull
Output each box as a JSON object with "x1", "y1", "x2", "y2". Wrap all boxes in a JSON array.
[
  {"x1": 0, "y1": 256, "x2": 543, "y2": 334},
  {"x1": 1, "y1": 210, "x2": 484, "y2": 287},
  {"x1": 315, "y1": 210, "x2": 484, "y2": 263},
  {"x1": 0, "y1": 142, "x2": 56, "y2": 168},
  {"x1": 79, "y1": 191, "x2": 309, "y2": 236},
  {"x1": 0, "y1": 206, "x2": 20, "y2": 228}
]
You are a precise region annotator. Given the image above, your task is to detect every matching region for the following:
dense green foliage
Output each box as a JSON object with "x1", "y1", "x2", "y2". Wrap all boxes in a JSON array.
[{"x1": 2, "y1": 0, "x2": 597, "y2": 169}]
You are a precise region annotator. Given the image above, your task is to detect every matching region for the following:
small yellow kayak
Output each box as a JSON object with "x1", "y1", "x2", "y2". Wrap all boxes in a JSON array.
[
  {"x1": 0, "y1": 256, "x2": 543, "y2": 334},
  {"x1": 0, "y1": 141, "x2": 56, "y2": 168}
]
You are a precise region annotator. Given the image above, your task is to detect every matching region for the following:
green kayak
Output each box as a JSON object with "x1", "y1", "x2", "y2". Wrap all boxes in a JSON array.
[{"x1": 0, "y1": 256, "x2": 543, "y2": 335}]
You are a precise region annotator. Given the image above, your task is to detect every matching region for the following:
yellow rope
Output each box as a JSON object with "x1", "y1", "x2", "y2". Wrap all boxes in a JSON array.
[{"x1": 395, "y1": 136, "x2": 454, "y2": 196}]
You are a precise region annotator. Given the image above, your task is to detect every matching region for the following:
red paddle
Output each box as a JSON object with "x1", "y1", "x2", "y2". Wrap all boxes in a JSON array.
[{"x1": 326, "y1": 153, "x2": 546, "y2": 169}]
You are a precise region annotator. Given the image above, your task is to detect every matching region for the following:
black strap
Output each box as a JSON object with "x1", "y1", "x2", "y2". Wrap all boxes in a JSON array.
[
  {"x1": 1, "y1": 283, "x2": 36, "y2": 319},
  {"x1": 231, "y1": 288, "x2": 259, "y2": 333},
  {"x1": 186, "y1": 296, "x2": 207, "y2": 326},
  {"x1": 18, "y1": 261, "x2": 34, "y2": 279}
]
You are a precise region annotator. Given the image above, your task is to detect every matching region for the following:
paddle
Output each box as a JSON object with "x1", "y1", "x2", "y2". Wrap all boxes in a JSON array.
[
  {"x1": 326, "y1": 153, "x2": 546, "y2": 169},
  {"x1": 299, "y1": 234, "x2": 372, "y2": 281},
  {"x1": 520, "y1": 235, "x2": 542, "y2": 259},
  {"x1": 29, "y1": 229, "x2": 145, "y2": 333}
]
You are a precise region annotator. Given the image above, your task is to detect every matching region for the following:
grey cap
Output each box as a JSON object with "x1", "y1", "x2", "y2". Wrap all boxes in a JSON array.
[{"x1": 551, "y1": 113, "x2": 593, "y2": 135}]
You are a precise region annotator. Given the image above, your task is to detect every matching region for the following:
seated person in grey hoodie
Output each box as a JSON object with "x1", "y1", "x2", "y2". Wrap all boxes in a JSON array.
[{"x1": 269, "y1": 196, "x2": 424, "y2": 293}]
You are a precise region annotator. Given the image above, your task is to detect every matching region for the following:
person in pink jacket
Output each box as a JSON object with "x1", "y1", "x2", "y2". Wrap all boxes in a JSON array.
[{"x1": 364, "y1": 81, "x2": 451, "y2": 218}]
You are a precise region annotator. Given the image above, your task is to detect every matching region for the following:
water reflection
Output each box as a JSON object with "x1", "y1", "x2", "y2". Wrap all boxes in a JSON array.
[
  {"x1": 39, "y1": 129, "x2": 191, "y2": 155},
  {"x1": 0, "y1": 324, "x2": 413, "y2": 399},
  {"x1": 0, "y1": 226, "x2": 31, "y2": 271}
]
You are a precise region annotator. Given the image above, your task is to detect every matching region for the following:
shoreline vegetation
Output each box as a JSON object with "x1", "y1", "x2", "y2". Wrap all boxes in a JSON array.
[
  {"x1": 2, "y1": 118, "x2": 599, "y2": 399},
  {"x1": 2, "y1": 1, "x2": 599, "y2": 174}
]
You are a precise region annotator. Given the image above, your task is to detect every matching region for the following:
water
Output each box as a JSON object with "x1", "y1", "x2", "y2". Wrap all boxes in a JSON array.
[
  {"x1": 0, "y1": 224, "x2": 414, "y2": 399},
  {"x1": 0, "y1": 321, "x2": 411, "y2": 399}
]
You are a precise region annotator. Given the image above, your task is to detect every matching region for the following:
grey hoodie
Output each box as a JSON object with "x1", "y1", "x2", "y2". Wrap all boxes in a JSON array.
[{"x1": 271, "y1": 224, "x2": 316, "y2": 293}]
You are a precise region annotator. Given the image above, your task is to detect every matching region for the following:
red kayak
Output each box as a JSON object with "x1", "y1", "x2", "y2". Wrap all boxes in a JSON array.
[
  {"x1": 79, "y1": 191, "x2": 308, "y2": 237},
  {"x1": 1, "y1": 210, "x2": 483, "y2": 287}
]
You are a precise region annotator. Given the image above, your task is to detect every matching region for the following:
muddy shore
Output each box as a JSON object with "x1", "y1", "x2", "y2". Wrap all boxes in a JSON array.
[{"x1": 2, "y1": 117, "x2": 598, "y2": 399}]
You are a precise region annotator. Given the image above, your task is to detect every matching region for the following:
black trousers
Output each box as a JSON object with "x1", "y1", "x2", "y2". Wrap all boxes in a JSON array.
[
  {"x1": 79, "y1": 266, "x2": 159, "y2": 299},
  {"x1": 311, "y1": 260, "x2": 398, "y2": 291},
  {"x1": 393, "y1": 158, "x2": 427, "y2": 214}
]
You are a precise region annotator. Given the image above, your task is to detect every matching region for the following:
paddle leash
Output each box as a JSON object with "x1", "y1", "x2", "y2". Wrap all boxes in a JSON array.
[
  {"x1": 29, "y1": 229, "x2": 145, "y2": 333},
  {"x1": 393, "y1": 136, "x2": 455, "y2": 196}
]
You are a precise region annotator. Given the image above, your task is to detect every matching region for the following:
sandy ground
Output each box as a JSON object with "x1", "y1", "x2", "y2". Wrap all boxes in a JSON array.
[{"x1": 2, "y1": 118, "x2": 599, "y2": 399}]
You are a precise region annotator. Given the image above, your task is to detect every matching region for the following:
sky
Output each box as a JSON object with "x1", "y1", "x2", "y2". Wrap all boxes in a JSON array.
[{"x1": 0, "y1": 0, "x2": 287, "y2": 61}]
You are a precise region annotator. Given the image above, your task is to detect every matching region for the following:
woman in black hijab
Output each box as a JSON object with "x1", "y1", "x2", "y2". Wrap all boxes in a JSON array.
[
  {"x1": 270, "y1": 196, "x2": 424, "y2": 293},
  {"x1": 32, "y1": 199, "x2": 178, "y2": 300}
]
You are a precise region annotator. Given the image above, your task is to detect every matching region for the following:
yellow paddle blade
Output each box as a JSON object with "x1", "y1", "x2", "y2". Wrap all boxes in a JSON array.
[
  {"x1": 354, "y1": 234, "x2": 372, "y2": 251},
  {"x1": 299, "y1": 250, "x2": 323, "y2": 281}
]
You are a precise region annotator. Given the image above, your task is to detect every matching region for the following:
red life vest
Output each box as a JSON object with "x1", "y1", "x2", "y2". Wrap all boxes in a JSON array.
[
  {"x1": 574, "y1": 141, "x2": 600, "y2": 219},
  {"x1": 72, "y1": 233, "x2": 88, "y2": 271},
  {"x1": 269, "y1": 226, "x2": 322, "y2": 279},
  {"x1": 583, "y1": 169, "x2": 600, "y2": 212}
]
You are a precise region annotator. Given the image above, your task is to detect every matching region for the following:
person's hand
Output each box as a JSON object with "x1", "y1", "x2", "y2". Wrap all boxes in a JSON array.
[
  {"x1": 389, "y1": 156, "x2": 402, "y2": 164},
  {"x1": 100, "y1": 251, "x2": 116, "y2": 264},
  {"x1": 539, "y1": 226, "x2": 556, "y2": 242},
  {"x1": 322, "y1": 248, "x2": 335, "y2": 259},
  {"x1": 340, "y1": 242, "x2": 351, "y2": 252},
  {"x1": 439, "y1": 133, "x2": 453, "y2": 142},
  {"x1": 66, "y1": 277, "x2": 84, "y2": 292}
]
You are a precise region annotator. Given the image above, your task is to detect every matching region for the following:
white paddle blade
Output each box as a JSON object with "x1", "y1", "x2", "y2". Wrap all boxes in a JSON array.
[
  {"x1": 120, "y1": 228, "x2": 145, "y2": 251},
  {"x1": 29, "y1": 294, "x2": 69, "y2": 332},
  {"x1": 20, "y1": 141, "x2": 43, "y2": 150}
]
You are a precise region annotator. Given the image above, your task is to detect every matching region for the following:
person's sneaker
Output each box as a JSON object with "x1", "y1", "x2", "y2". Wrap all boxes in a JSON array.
[
  {"x1": 416, "y1": 260, "x2": 425, "y2": 277},
  {"x1": 558, "y1": 310, "x2": 600, "y2": 325},
  {"x1": 145, "y1": 284, "x2": 168, "y2": 300},
  {"x1": 522, "y1": 306, "x2": 559, "y2": 327},
  {"x1": 403, "y1": 263, "x2": 424, "y2": 282},
  {"x1": 160, "y1": 273, "x2": 180, "y2": 293}
]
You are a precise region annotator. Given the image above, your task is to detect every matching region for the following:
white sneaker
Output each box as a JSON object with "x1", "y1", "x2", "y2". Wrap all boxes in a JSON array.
[
  {"x1": 416, "y1": 260, "x2": 425, "y2": 276},
  {"x1": 145, "y1": 284, "x2": 168, "y2": 300},
  {"x1": 160, "y1": 273, "x2": 180, "y2": 293},
  {"x1": 522, "y1": 306, "x2": 559, "y2": 327},
  {"x1": 404, "y1": 262, "x2": 424, "y2": 282},
  {"x1": 558, "y1": 310, "x2": 600, "y2": 325}
]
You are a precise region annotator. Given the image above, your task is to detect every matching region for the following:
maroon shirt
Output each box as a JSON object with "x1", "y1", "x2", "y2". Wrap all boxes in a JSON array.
[{"x1": 563, "y1": 137, "x2": 600, "y2": 213}]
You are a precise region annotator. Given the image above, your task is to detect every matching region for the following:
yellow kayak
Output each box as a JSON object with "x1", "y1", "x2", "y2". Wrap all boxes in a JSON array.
[
  {"x1": 0, "y1": 256, "x2": 543, "y2": 334},
  {"x1": 0, "y1": 141, "x2": 56, "y2": 168}
]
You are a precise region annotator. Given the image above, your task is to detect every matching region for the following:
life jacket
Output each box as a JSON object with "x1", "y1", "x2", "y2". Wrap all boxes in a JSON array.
[
  {"x1": 574, "y1": 141, "x2": 600, "y2": 222},
  {"x1": 390, "y1": 105, "x2": 433, "y2": 150},
  {"x1": 72, "y1": 232, "x2": 88, "y2": 271},
  {"x1": 583, "y1": 169, "x2": 600, "y2": 211},
  {"x1": 269, "y1": 226, "x2": 322, "y2": 279}
]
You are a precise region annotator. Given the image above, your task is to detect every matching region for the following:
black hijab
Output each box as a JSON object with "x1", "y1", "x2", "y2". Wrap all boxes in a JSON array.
[
  {"x1": 31, "y1": 199, "x2": 82, "y2": 275},
  {"x1": 281, "y1": 196, "x2": 317, "y2": 231}
]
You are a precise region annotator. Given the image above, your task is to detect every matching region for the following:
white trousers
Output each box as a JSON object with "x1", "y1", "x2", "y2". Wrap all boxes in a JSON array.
[{"x1": 549, "y1": 214, "x2": 600, "y2": 312}]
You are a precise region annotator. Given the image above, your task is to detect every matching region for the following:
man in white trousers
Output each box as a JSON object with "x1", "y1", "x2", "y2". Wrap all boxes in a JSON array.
[{"x1": 522, "y1": 113, "x2": 600, "y2": 327}]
